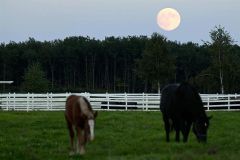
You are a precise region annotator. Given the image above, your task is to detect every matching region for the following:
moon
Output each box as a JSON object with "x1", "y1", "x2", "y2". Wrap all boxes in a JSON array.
[{"x1": 157, "y1": 8, "x2": 181, "y2": 31}]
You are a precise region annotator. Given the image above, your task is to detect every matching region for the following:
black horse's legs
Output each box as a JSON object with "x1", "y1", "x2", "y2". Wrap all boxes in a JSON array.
[
  {"x1": 163, "y1": 116, "x2": 170, "y2": 142},
  {"x1": 175, "y1": 129, "x2": 180, "y2": 142},
  {"x1": 174, "y1": 120, "x2": 180, "y2": 142},
  {"x1": 166, "y1": 125, "x2": 170, "y2": 142},
  {"x1": 182, "y1": 121, "x2": 192, "y2": 142}
]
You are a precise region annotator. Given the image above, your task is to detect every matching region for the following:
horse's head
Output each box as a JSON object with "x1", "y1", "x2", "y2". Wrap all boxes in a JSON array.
[
  {"x1": 193, "y1": 115, "x2": 212, "y2": 142},
  {"x1": 86, "y1": 111, "x2": 98, "y2": 141}
]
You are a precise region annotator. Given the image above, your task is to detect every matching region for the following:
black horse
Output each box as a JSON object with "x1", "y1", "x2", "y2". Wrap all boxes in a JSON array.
[{"x1": 160, "y1": 82, "x2": 212, "y2": 142}]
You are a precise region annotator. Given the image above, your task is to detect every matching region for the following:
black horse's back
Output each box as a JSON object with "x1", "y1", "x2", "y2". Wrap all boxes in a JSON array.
[
  {"x1": 160, "y1": 82, "x2": 203, "y2": 116},
  {"x1": 176, "y1": 82, "x2": 204, "y2": 115}
]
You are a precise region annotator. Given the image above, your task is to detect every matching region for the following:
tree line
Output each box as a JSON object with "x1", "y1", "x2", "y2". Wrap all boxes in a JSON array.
[{"x1": 0, "y1": 26, "x2": 240, "y2": 93}]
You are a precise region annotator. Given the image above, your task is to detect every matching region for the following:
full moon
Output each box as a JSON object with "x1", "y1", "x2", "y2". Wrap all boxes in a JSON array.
[{"x1": 157, "y1": 8, "x2": 181, "y2": 31}]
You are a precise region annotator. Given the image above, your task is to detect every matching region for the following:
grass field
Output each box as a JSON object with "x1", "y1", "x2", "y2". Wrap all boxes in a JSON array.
[{"x1": 0, "y1": 111, "x2": 240, "y2": 160}]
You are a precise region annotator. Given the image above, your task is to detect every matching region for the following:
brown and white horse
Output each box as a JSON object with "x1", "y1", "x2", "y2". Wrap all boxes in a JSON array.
[{"x1": 64, "y1": 95, "x2": 98, "y2": 155}]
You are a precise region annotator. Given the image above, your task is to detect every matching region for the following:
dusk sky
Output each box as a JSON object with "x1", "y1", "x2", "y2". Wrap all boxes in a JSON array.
[{"x1": 1, "y1": 0, "x2": 239, "y2": 44}]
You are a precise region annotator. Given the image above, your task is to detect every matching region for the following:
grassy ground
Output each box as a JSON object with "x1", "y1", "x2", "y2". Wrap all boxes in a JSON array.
[{"x1": 0, "y1": 111, "x2": 240, "y2": 160}]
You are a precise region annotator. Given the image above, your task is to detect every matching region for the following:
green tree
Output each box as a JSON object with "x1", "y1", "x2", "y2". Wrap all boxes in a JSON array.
[
  {"x1": 171, "y1": 42, "x2": 211, "y2": 82},
  {"x1": 206, "y1": 26, "x2": 234, "y2": 93},
  {"x1": 136, "y1": 33, "x2": 175, "y2": 92},
  {"x1": 21, "y1": 63, "x2": 49, "y2": 92}
]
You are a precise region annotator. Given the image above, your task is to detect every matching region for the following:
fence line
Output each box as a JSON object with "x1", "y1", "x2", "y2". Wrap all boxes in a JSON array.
[{"x1": 0, "y1": 93, "x2": 240, "y2": 111}]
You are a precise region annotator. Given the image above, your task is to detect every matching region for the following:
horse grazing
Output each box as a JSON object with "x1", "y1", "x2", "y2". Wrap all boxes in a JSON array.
[
  {"x1": 65, "y1": 95, "x2": 98, "y2": 155},
  {"x1": 160, "y1": 82, "x2": 212, "y2": 143}
]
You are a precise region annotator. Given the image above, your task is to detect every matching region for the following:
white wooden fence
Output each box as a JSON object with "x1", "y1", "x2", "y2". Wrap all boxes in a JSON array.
[{"x1": 0, "y1": 93, "x2": 240, "y2": 111}]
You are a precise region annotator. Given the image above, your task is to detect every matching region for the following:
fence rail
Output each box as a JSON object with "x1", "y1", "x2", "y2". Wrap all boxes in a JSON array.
[{"x1": 0, "y1": 93, "x2": 240, "y2": 111}]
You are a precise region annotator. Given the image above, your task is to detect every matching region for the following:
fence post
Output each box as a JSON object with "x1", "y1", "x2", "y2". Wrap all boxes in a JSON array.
[
  {"x1": 66, "y1": 92, "x2": 68, "y2": 99},
  {"x1": 50, "y1": 92, "x2": 53, "y2": 110},
  {"x1": 228, "y1": 94, "x2": 230, "y2": 111},
  {"x1": 207, "y1": 97, "x2": 210, "y2": 111},
  {"x1": 106, "y1": 92, "x2": 109, "y2": 110},
  {"x1": 13, "y1": 92, "x2": 16, "y2": 111},
  {"x1": 6, "y1": 93, "x2": 9, "y2": 111},
  {"x1": 142, "y1": 93, "x2": 145, "y2": 110},
  {"x1": 125, "y1": 92, "x2": 127, "y2": 111},
  {"x1": 159, "y1": 93, "x2": 161, "y2": 111},
  {"x1": 27, "y1": 92, "x2": 29, "y2": 112},
  {"x1": 31, "y1": 93, "x2": 34, "y2": 111},
  {"x1": 9, "y1": 92, "x2": 12, "y2": 110},
  {"x1": 146, "y1": 94, "x2": 148, "y2": 111},
  {"x1": 47, "y1": 92, "x2": 49, "y2": 111}
]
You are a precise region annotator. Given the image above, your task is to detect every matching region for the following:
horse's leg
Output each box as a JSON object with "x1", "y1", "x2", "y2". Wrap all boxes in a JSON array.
[
  {"x1": 76, "y1": 127, "x2": 86, "y2": 155},
  {"x1": 65, "y1": 117, "x2": 75, "y2": 155},
  {"x1": 180, "y1": 120, "x2": 187, "y2": 142},
  {"x1": 174, "y1": 120, "x2": 180, "y2": 142},
  {"x1": 84, "y1": 124, "x2": 90, "y2": 142},
  {"x1": 175, "y1": 129, "x2": 180, "y2": 142},
  {"x1": 183, "y1": 121, "x2": 192, "y2": 142},
  {"x1": 163, "y1": 115, "x2": 170, "y2": 142}
]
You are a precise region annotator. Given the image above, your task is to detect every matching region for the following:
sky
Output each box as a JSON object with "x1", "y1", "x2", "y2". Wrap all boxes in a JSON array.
[{"x1": 1, "y1": 0, "x2": 240, "y2": 44}]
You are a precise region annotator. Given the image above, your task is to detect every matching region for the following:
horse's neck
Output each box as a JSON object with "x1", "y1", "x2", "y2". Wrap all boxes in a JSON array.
[{"x1": 196, "y1": 110, "x2": 207, "y2": 121}]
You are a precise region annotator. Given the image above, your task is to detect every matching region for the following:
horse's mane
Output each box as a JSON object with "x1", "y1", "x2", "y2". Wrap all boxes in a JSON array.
[
  {"x1": 82, "y1": 96, "x2": 93, "y2": 112},
  {"x1": 75, "y1": 96, "x2": 94, "y2": 119}
]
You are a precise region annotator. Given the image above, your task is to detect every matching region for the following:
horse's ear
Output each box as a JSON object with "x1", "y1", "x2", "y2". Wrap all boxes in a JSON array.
[
  {"x1": 208, "y1": 115, "x2": 213, "y2": 120},
  {"x1": 94, "y1": 111, "x2": 98, "y2": 118}
]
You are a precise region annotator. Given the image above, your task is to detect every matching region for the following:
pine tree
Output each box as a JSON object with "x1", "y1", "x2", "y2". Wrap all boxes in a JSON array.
[{"x1": 21, "y1": 63, "x2": 49, "y2": 93}]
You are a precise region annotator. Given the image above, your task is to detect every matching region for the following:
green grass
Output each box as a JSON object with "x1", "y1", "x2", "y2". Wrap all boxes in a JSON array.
[{"x1": 0, "y1": 111, "x2": 240, "y2": 160}]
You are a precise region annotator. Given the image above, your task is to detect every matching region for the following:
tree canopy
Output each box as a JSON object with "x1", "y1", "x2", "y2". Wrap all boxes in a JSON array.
[{"x1": 0, "y1": 27, "x2": 240, "y2": 93}]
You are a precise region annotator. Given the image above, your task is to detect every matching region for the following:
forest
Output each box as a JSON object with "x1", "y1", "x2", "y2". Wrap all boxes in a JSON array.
[{"x1": 0, "y1": 26, "x2": 240, "y2": 93}]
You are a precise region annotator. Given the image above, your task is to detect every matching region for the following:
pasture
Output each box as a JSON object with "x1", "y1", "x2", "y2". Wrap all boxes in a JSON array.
[{"x1": 0, "y1": 111, "x2": 240, "y2": 160}]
